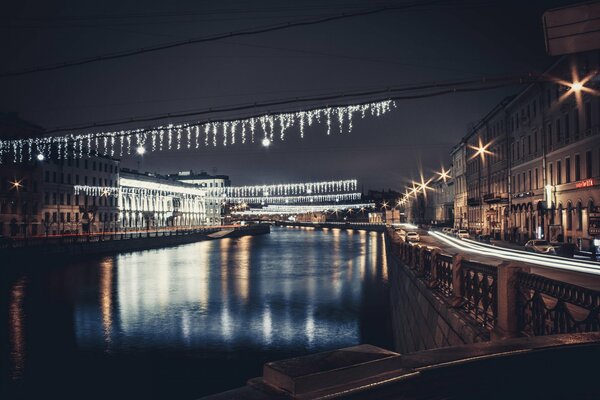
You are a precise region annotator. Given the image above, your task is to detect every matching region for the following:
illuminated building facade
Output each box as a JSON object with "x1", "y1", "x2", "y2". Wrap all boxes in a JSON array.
[
  {"x1": 170, "y1": 170, "x2": 230, "y2": 225},
  {"x1": 455, "y1": 51, "x2": 600, "y2": 249},
  {"x1": 119, "y1": 170, "x2": 213, "y2": 229},
  {"x1": 0, "y1": 113, "x2": 120, "y2": 237}
]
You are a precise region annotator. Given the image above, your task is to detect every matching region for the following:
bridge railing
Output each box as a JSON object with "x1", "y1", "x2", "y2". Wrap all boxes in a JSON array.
[
  {"x1": 388, "y1": 227, "x2": 600, "y2": 338},
  {"x1": 517, "y1": 272, "x2": 600, "y2": 336}
]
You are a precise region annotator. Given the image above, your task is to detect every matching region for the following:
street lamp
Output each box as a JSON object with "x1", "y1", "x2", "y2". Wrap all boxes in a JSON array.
[
  {"x1": 261, "y1": 137, "x2": 271, "y2": 147},
  {"x1": 469, "y1": 137, "x2": 493, "y2": 235}
]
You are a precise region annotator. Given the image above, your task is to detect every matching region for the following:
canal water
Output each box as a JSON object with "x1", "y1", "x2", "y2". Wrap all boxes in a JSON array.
[{"x1": 1, "y1": 226, "x2": 392, "y2": 399}]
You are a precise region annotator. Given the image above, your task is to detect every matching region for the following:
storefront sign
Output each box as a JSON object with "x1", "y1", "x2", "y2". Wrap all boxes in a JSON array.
[
  {"x1": 558, "y1": 178, "x2": 598, "y2": 192},
  {"x1": 576, "y1": 179, "x2": 595, "y2": 189},
  {"x1": 589, "y1": 212, "x2": 600, "y2": 235}
]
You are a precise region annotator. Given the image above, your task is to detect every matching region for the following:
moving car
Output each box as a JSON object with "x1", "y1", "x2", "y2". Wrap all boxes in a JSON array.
[
  {"x1": 524, "y1": 240, "x2": 556, "y2": 254},
  {"x1": 457, "y1": 230, "x2": 469, "y2": 239},
  {"x1": 406, "y1": 231, "x2": 420, "y2": 242},
  {"x1": 442, "y1": 227, "x2": 452, "y2": 234}
]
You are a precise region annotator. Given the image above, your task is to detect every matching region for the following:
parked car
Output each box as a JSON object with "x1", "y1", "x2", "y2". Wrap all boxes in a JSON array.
[
  {"x1": 553, "y1": 243, "x2": 577, "y2": 258},
  {"x1": 441, "y1": 227, "x2": 452, "y2": 234},
  {"x1": 406, "y1": 231, "x2": 420, "y2": 242},
  {"x1": 457, "y1": 230, "x2": 469, "y2": 239},
  {"x1": 524, "y1": 240, "x2": 556, "y2": 254},
  {"x1": 450, "y1": 228, "x2": 458, "y2": 236}
]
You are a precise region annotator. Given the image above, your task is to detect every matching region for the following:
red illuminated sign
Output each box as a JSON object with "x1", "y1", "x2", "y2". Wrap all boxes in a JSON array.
[{"x1": 576, "y1": 179, "x2": 595, "y2": 189}]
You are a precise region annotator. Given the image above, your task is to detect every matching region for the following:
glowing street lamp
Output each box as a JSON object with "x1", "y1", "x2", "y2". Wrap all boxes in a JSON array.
[
  {"x1": 262, "y1": 137, "x2": 271, "y2": 147},
  {"x1": 436, "y1": 166, "x2": 451, "y2": 183},
  {"x1": 36, "y1": 153, "x2": 45, "y2": 161},
  {"x1": 10, "y1": 179, "x2": 23, "y2": 191},
  {"x1": 136, "y1": 146, "x2": 146, "y2": 155},
  {"x1": 469, "y1": 137, "x2": 493, "y2": 162}
]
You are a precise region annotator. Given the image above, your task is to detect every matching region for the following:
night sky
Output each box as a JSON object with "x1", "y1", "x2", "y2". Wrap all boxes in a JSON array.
[{"x1": 0, "y1": 0, "x2": 584, "y2": 190}]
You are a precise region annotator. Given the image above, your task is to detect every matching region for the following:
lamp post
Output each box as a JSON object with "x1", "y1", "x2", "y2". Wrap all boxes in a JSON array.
[{"x1": 470, "y1": 137, "x2": 492, "y2": 236}]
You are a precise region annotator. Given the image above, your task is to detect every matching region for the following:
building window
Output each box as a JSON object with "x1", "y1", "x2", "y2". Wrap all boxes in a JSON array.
[
  {"x1": 585, "y1": 102, "x2": 592, "y2": 131},
  {"x1": 556, "y1": 120, "x2": 561, "y2": 142},
  {"x1": 557, "y1": 161, "x2": 562, "y2": 184},
  {"x1": 549, "y1": 163, "x2": 554, "y2": 186},
  {"x1": 586, "y1": 150, "x2": 593, "y2": 179},
  {"x1": 528, "y1": 170, "x2": 532, "y2": 190},
  {"x1": 535, "y1": 168, "x2": 539, "y2": 189},
  {"x1": 574, "y1": 108, "x2": 580, "y2": 138},
  {"x1": 577, "y1": 202, "x2": 583, "y2": 231},
  {"x1": 547, "y1": 124, "x2": 553, "y2": 147},
  {"x1": 565, "y1": 157, "x2": 571, "y2": 183},
  {"x1": 575, "y1": 154, "x2": 581, "y2": 181}
]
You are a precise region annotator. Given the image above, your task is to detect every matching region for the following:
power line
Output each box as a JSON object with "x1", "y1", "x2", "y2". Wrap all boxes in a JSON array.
[
  {"x1": 0, "y1": 0, "x2": 451, "y2": 78},
  {"x1": 40, "y1": 74, "x2": 535, "y2": 135}
]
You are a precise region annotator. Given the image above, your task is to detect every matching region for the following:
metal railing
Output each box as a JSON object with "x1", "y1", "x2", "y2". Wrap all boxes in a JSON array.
[
  {"x1": 461, "y1": 260, "x2": 498, "y2": 328},
  {"x1": 517, "y1": 272, "x2": 600, "y2": 336},
  {"x1": 387, "y1": 227, "x2": 600, "y2": 337}
]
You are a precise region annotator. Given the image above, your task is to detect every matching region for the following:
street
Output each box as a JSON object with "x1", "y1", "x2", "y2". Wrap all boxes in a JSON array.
[{"x1": 412, "y1": 229, "x2": 600, "y2": 291}]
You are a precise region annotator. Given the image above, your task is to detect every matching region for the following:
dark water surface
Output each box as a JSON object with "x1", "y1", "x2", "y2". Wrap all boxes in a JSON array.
[{"x1": 1, "y1": 226, "x2": 392, "y2": 399}]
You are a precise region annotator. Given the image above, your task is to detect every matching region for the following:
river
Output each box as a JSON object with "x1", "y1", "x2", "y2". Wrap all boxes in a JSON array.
[{"x1": 1, "y1": 226, "x2": 392, "y2": 399}]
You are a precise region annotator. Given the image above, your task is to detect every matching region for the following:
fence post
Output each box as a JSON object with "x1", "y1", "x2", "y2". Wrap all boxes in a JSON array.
[
  {"x1": 411, "y1": 245, "x2": 419, "y2": 270},
  {"x1": 428, "y1": 248, "x2": 439, "y2": 287},
  {"x1": 450, "y1": 254, "x2": 464, "y2": 307},
  {"x1": 417, "y1": 246, "x2": 427, "y2": 277},
  {"x1": 492, "y1": 261, "x2": 523, "y2": 340}
]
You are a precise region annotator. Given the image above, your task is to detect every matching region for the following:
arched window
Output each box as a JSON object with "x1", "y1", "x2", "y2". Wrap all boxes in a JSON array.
[{"x1": 566, "y1": 202, "x2": 573, "y2": 231}]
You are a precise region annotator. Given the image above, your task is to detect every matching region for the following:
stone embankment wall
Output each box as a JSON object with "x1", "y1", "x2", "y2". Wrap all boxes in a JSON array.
[
  {"x1": 385, "y1": 231, "x2": 489, "y2": 353},
  {"x1": 1, "y1": 224, "x2": 270, "y2": 263}
]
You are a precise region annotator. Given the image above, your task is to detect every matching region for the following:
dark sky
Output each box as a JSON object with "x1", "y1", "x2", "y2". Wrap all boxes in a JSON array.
[{"x1": 0, "y1": 0, "x2": 584, "y2": 190}]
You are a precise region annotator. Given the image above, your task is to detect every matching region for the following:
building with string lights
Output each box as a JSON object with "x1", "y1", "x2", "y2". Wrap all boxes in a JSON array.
[{"x1": 0, "y1": 113, "x2": 121, "y2": 237}]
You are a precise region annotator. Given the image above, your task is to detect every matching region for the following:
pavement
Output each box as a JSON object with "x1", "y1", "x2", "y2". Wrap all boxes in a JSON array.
[{"x1": 412, "y1": 229, "x2": 600, "y2": 291}]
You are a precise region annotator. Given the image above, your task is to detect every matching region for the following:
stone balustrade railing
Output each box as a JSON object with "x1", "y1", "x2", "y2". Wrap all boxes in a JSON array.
[{"x1": 388, "y1": 228, "x2": 600, "y2": 338}]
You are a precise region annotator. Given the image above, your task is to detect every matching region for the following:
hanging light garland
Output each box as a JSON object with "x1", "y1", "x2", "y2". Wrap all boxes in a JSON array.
[
  {"x1": 74, "y1": 186, "x2": 361, "y2": 205},
  {"x1": 232, "y1": 203, "x2": 376, "y2": 215},
  {"x1": 226, "y1": 193, "x2": 361, "y2": 204},
  {"x1": 74, "y1": 178, "x2": 362, "y2": 205},
  {"x1": 0, "y1": 101, "x2": 394, "y2": 163},
  {"x1": 207, "y1": 179, "x2": 357, "y2": 197}
]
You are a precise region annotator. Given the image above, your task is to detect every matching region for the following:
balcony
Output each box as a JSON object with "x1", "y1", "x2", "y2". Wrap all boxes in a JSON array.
[
  {"x1": 467, "y1": 197, "x2": 481, "y2": 206},
  {"x1": 483, "y1": 193, "x2": 508, "y2": 204}
]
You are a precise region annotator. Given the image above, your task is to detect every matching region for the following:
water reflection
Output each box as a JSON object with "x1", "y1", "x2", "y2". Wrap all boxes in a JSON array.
[
  {"x1": 99, "y1": 259, "x2": 113, "y2": 352},
  {"x1": 3, "y1": 227, "x2": 391, "y2": 399},
  {"x1": 8, "y1": 277, "x2": 27, "y2": 381}
]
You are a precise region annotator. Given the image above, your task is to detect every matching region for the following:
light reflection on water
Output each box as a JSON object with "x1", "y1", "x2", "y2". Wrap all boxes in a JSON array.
[{"x1": 3, "y1": 226, "x2": 391, "y2": 399}]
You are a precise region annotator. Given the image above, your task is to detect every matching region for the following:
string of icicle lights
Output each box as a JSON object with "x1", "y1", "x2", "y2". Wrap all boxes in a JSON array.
[
  {"x1": 233, "y1": 203, "x2": 377, "y2": 215},
  {"x1": 209, "y1": 179, "x2": 357, "y2": 197},
  {"x1": 73, "y1": 185, "x2": 361, "y2": 205},
  {"x1": 0, "y1": 101, "x2": 394, "y2": 163}
]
